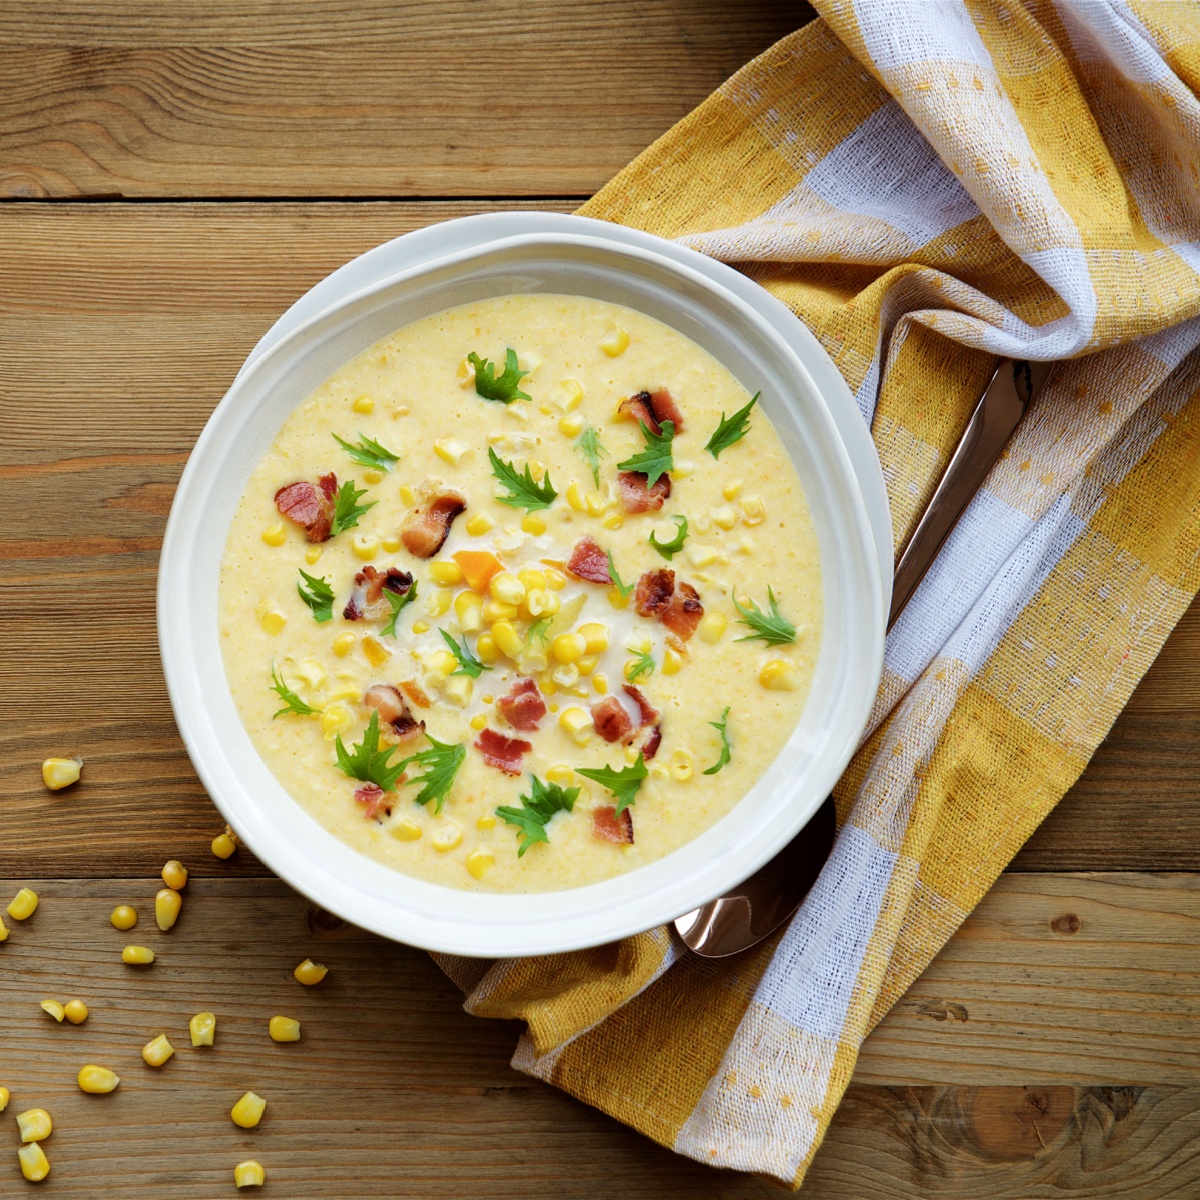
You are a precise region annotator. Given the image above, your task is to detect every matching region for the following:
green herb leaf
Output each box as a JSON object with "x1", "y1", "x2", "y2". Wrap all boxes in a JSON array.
[
  {"x1": 329, "y1": 478, "x2": 375, "y2": 536},
  {"x1": 469, "y1": 348, "x2": 532, "y2": 404},
  {"x1": 396, "y1": 736, "x2": 467, "y2": 813},
  {"x1": 380, "y1": 579, "x2": 418, "y2": 638},
  {"x1": 616, "y1": 419, "x2": 674, "y2": 488},
  {"x1": 606, "y1": 550, "x2": 634, "y2": 599},
  {"x1": 576, "y1": 752, "x2": 648, "y2": 816},
  {"x1": 649, "y1": 515, "x2": 688, "y2": 561},
  {"x1": 626, "y1": 648, "x2": 655, "y2": 682},
  {"x1": 704, "y1": 392, "x2": 759, "y2": 459},
  {"x1": 269, "y1": 664, "x2": 320, "y2": 718},
  {"x1": 525, "y1": 615, "x2": 553, "y2": 649},
  {"x1": 702, "y1": 706, "x2": 733, "y2": 775},
  {"x1": 440, "y1": 628, "x2": 487, "y2": 678},
  {"x1": 496, "y1": 774, "x2": 581, "y2": 857},
  {"x1": 333, "y1": 432, "x2": 400, "y2": 472},
  {"x1": 333, "y1": 710, "x2": 407, "y2": 792},
  {"x1": 575, "y1": 425, "x2": 608, "y2": 487},
  {"x1": 297, "y1": 568, "x2": 335, "y2": 623},
  {"x1": 734, "y1": 586, "x2": 797, "y2": 647},
  {"x1": 488, "y1": 447, "x2": 557, "y2": 512}
]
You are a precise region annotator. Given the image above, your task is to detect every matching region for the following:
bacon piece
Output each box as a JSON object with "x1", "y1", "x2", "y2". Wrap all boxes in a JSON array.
[
  {"x1": 619, "y1": 392, "x2": 661, "y2": 436},
  {"x1": 275, "y1": 473, "x2": 337, "y2": 543},
  {"x1": 343, "y1": 566, "x2": 414, "y2": 621},
  {"x1": 566, "y1": 536, "x2": 613, "y2": 584},
  {"x1": 618, "y1": 471, "x2": 671, "y2": 514},
  {"x1": 399, "y1": 679, "x2": 432, "y2": 709},
  {"x1": 634, "y1": 568, "x2": 675, "y2": 619},
  {"x1": 592, "y1": 805, "x2": 634, "y2": 844},
  {"x1": 354, "y1": 783, "x2": 393, "y2": 820},
  {"x1": 591, "y1": 695, "x2": 634, "y2": 744},
  {"x1": 363, "y1": 683, "x2": 424, "y2": 741},
  {"x1": 497, "y1": 678, "x2": 547, "y2": 732},
  {"x1": 661, "y1": 581, "x2": 704, "y2": 641},
  {"x1": 474, "y1": 727, "x2": 532, "y2": 776},
  {"x1": 648, "y1": 388, "x2": 685, "y2": 434},
  {"x1": 642, "y1": 725, "x2": 662, "y2": 760},
  {"x1": 400, "y1": 478, "x2": 467, "y2": 558},
  {"x1": 622, "y1": 684, "x2": 659, "y2": 727}
]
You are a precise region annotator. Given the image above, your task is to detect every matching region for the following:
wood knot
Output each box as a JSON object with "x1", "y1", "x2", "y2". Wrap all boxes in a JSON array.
[
  {"x1": 965, "y1": 1086, "x2": 1074, "y2": 1160},
  {"x1": 306, "y1": 905, "x2": 347, "y2": 936},
  {"x1": 1050, "y1": 913, "x2": 1082, "y2": 936},
  {"x1": 917, "y1": 1000, "x2": 968, "y2": 1023}
]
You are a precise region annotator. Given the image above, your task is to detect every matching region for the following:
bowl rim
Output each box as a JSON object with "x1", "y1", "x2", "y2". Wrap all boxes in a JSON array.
[{"x1": 159, "y1": 219, "x2": 886, "y2": 956}]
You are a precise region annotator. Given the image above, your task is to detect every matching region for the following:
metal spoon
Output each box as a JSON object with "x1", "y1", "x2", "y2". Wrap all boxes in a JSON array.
[{"x1": 675, "y1": 358, "x2": 1051, "y2": 958}]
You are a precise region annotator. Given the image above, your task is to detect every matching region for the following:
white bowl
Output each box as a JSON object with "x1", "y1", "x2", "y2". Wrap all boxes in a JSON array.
[{"x1": 159, "y1": 217, "x2": 887, "y2": 957}]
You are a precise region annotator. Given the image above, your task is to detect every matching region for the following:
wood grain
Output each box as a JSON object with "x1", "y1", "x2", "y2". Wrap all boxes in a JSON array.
[
  {"x1": 0, "y1": 875, "x2": 1195, "y2": 1198},
  {"x1": 0, "y1": 1, "x2": 815, "y2": 199}
]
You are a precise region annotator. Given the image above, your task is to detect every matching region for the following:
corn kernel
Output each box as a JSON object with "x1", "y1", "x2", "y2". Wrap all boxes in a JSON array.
[
  {"x1": 352, "y1": 534, "x2": 379, "y2": 561},
  {"x1": 464, "y1": 848, "x2": 495, "y2": 880},
  {"x1": 294, "y1": 959, "x2": 327, "y2": 986},
  {"x1": 469, "y1": 714, "x2": 488, "y2": 731},
  {"x1": 269, "y1": 1016, "x2": 301, "y2": 1043},
  {"x1": 600, "y1": 326, "x2": 629, "y2": 356},
  {"x1": 0, "y1": 1087, "x2": 7, "y2": 1111},
  {"x1": 235, "y1": 1160, "x2": 265, "y2": 1189},
  {"x1": 361, "y1": 635, "x2": 390, "y2": 667},
  {"x1": 698, "y1": 611, "x2": 728, "y2": 644},
  {"x1": 434, "y1": 437, "x2": 468, "y2": 466},
  {"x1": 453, "y1": 590, "x2": 483, "y2": 633},
  {"x1": 332, "y1": 632, "x2": 357, "y2": 659},
  {"x1": 304, "y1": 544, "x2": 323, "y2": 565},
  {"x1": 551, "y1": 632, "x2": 587, "y2": 664},
  {"x1": 261, "y1": 522, "x2": 286, "y2": 547},
  {"x1": 411, "y1": 619, "x2": 430, "y2": 634},
  {"x1": 211, "y1": 830, "x2": 238, "y2": 860},
  {"x1": 650, "y1": 762, "x2": 670, "y2": 779},
  {"x1": 319, "y1": 701, "x2": 355, "y2": 740},
  {"x1": 430, "y1": 823, "x2": 462, "y2": 853},
  {"x1": 741, "y1": 495, "x2": 766, "y2": 525},
  {"x1": 18, "y1": 1143, "x2": 49, "y2": 1182},
  {"x1": 423, "y1": 587, "x2": 453, "y2": 618},
  {"x1": 109, "y1": 904, "x2": 138, "y2": 931},
  {"x1": 17, "y1": 1108, "x2": 51, "y2": 1143},
  {"x1": 543, "y1": 567, "x2": 566, "y2": 590},
  {"x1": 566, "y1": 481, "x2": 586, "y2": 511},
  {"x1": 444, "y1": 676, "x2": 473, "y2": 707},
  {"x1": 480, "y1": 601, "x2": 516, "y2": 626},
  {"x1": 521, "y1": 512, "x2": 547, "y2": 535},
  {"x1": 538, "y1": 676, "x2": 557, "y2": 696},
  {"x1": 626, "y1": 745, "x2": 642, "y2": 764},
  {"x1": 399, "y1": 483, "x2": 418, "y2": 507},
  {"x1": 592, "y1": 673, "x2": 609, "y2": 694},
  {"x1": 477, "y1": 813, "x2": 496, "y2": 831},
  {"x1": 475, "y1": 633, "x2": 500, "y2": 665},
  {"x1": 41, "y1": 755, "x2": 83, "y2": 791},
  {"x1": 363, "y1": 467, "x2": 384, "y2": 485},
  {"x1": 457, "y1": 355, "x2": 476, "y2": 388},
  {"x1": 77, "y1": 1065, "x2": 119, "y2": 1094},
  {"x1": 558, "y1": 707, "x2": 593, "y2": 744},
  {"x1": 259, "y1": 609, "x2": 286, "y2": 635},
  {"x1": 573, "y1": 622, "x2": 608, "y2": 655},
  {"x1": 554, "y1": 378, "x2": 584, "y2": 411},
  {"x1": 662, "y1": 647, "x2": 684, "y2": 675},
  {"x1": 231, "y1": 1092, "x2": 267, "y2": 1129},
  {"x1": 490, "y1": 620, "x2": 523, "y2": 660},
  {"x1": 760, "y1": 659, "x2": 801, "y2": 690},
  {"x1": 671, "y1": 751, "x2": 694, "y2": 782},
  {"x1": 673, "y1": 459, "x2": 695, "y2": 479},
  {"x1": 63, "y1": 999, "x2": 88, "y2": 1025},
  {"x1": 122, "y1": 945, "x2": 154, "y2": 965},
  {"x1": 159, "y1": 859, "x2": 188, "y2": 891},
  {"x1": 712, "y1": 506, "x2": 738, "y2": 530},
  {"x1": 422, "y1": 649, "x2": 456, "y2": 677},
  {"x1": 40, "y1": 999, "x2": 64, "y2": 1023},
  {"x1": 0, "y1": 919, "x2": 8, "y2": 942},
  {"x1": 582, "y1": 491, "x2": 607, "y2": 518},
  {"x1": 382, "y1": 535, "x2": 402, "y2": 552},
  {"x1": 723, "y1": 479, "x2": 744, "y2": 500},
  {"x1": 425, "y1": 562, "x2": 460, "y2": 588},
  {"x1": 294, "y1": 659, "x2": 326, "y2": 690},
  {"x1": 607, "y1": 585, "x2": 630, "y2": 610},
  {"x1": 465, "y1": 511, "x2": 494, "y2": 536},
  {"x1": 190, "y1": 1012, "x2": 216, "y2": 1047},
  {"x1": 142, "y1": 1034, "x2": 174, "y2": 1067},
  {"x1": 558, "y1": 413, "x2": 585, "y2": 437},
  {"x1": 352, "y1": 395, "x2": 374, "y2": 414},
  {"x1": 8, "y1": 888, "x2": 38, "y2": 921},
  {"x1": 390, "y1": 816, "x2": 422, "y2": 841},
  {"x1": 600, "y1": 512, "x2": 623, "y2": 530},
  {"x1": 686, "y1": 544, "x2": 719, "y2": 568},
  {"x1": 155, "y1": 888, "x2": 182, "y2": 932},
  {"x1": 489, "y1": 572, "x2": 526, "y2": 606},
  {"x1": 575, "y1": 654, "x2": 598, "y2": 675},
  {"x1": 695, "y1": 515, "x2": 713, "y2": 535}
]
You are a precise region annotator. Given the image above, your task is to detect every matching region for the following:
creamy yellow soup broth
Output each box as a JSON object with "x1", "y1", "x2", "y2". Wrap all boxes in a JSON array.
[{"x1": 219, "y1": 294, "x2": 821, "y2": 892}]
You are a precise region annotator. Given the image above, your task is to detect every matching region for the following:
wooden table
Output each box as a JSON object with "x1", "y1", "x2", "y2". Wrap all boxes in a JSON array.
[{"x1": 3, "y1": 3, "x2": 1198, "y2": 1195}]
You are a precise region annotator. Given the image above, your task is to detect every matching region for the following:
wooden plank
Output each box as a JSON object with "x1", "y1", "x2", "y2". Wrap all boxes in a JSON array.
[{"x1": 0, "y1": 1, "x2": 815, "y2": 199}]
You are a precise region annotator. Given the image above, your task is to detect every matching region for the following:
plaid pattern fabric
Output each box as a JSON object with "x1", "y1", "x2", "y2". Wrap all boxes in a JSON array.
[{"x1": 435, "y1": 2, "x2": 1200, "y2": 1186}]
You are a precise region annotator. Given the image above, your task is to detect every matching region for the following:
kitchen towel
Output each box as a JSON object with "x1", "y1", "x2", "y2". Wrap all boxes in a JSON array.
[{"x1": 436, "y1": 1, "x2": 1200, "y2": 1186}]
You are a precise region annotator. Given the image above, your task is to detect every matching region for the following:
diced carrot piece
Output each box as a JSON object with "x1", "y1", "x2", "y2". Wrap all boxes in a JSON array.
[{"x1": 453, "y1": 550, "x2": 504, "y2": 593}]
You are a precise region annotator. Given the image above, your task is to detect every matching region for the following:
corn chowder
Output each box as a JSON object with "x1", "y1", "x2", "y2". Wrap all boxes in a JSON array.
[{"x1": 219, "y1": 294, "x2": 821, "y2": 892}]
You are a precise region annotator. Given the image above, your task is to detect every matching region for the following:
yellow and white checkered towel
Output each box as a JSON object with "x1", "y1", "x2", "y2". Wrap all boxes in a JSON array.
[{"x1": 438, "y1": 2, "x2": 1200, "y2": 1186}]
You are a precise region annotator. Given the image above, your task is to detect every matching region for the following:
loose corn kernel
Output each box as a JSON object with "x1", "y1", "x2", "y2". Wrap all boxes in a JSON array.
[
  {"x1": 552, "y1": 663, "x2": 580, "y2": 688},
  {"x1": 481, "y1": 600, "x2": 517, "y2": 624},
  {"x1": 304, "y1": 544, "x2": 323, "y2": 565},
  {"x1": 695, "y1": 515, "x2": 713, "y2": 535},
  {"x1": 235, "y1": 1160, "x2": 265, "y2": 1189},
  {"x1": 155, "y1": 888, "x2": 182, "y2": 932},
  {"x1": 555, "y1": 379, "x2": 584, "y2": 411},
  {"x1": 0, "y1": 919, "x2": 7, "y2": 942},
  {"x1": 423, "y1": 588, "x2": 452, "y2": 619},
  {"x1": 558, "y1": 707, "x2": 593, "y2": 745},
  {"x1": 465, "y1": 511, "x2": 494, "y2": 537},
  {"x1": 607, "y1": 585, "x2": 629, "y2": 610},
  {"x1": 122, "y1": 945, "x2": 155, "y2": 965},
  {"x1": 211, "y1": 830, "x2": 238, "y2": 860},
  {"x1": 521, "y1": 513, "x2": 547, "y2": 535},
  {"x1": 469, "y1": 714, "x2": 488, "y2": 731},
  {"x1": 77, "y1": 1065, "x2": 119, "y2": 1094},
  {"x1": 434, "y1": 437, "x2": 468, "y2": 465},
  {"x1": 399, "y1": 483, "x2": 418, "y2": 507},
  {"x1": 411, "y1": 619, "x2": 430, "y2": 634},
  {"x1": 712, "y1": 506, "x2": 738, "y2": 530},
  {"x1": 475, "y1": 633, "x2": 500, "y2": 665},
  {"x1": 576, "y1": 654, "x2": 598, "y2": 675},
  {"x1": 352, "y1": 534, "x2": 379, "y2": 561},
  {"x1": 190, "y1": 1012, "x2": 216, "y2": 1047},
  {"x1": 592, "y1": 672, "x2": 609, "y2": 694},
  {"x1": 671, "y1": 751, "x2": 694, "y2": 781},
  {"x1": 352, "y1": 395, "x2": 374, "y2": 414},
  {"x1": 17, "y1": 1109, "x2": 51, "y2": 1143},
  {"x1": 269, "y1": 1016, "x2": 301, "y2": 1043},
  {"x1": 600, "y1": 326, "x2": 629, "y2": 356},
  {"x1": 18, "y1": 1143, "x2": 49, "y2": 1182},
  {"x1": 543, "y1": 567, "x2": 566, "y2": 590},
  {"x1": 525, "y1": 589, "x2": 559, "y2": 618},
  {"x1": 465, "y1": 849, "x2": 494, "y2": 880},
  {"x1": 517, "y1": 568, "x2": 545, "y2": 592},
  {"x1": 673, "y1": 459, "x2": 695, "y2": 479},
  {"x1": 430, "y1": 823, "x2": 462, "y2": 853},
  {"x1": 538, "y1": 676, "x2": 557, "y2": 696},
  {"x1": 231, "y1": 1092, "x2": 267, "y2": 1129},
  {"x1": 294, "y1": 659, "x2": 326, "y2": 689},
  {"x1": 8, "y1": 889, "x2": 38, "y2": 921},
  {"x1": 444, "y1": 676, "x2": 473, "y2": 707},
  {"x1": 363, "y1": 467, "x2": 384, "y2": 485},
  {"x1": 760, "y1": 659, "x2": 801, "y2": 691},
  {"x1": 600, "y1": 512, "x2": 623, "y2": 530},
  {"x1": 424, "y1": 649, "x2": 458, "y2": 676},
  {"x1": 490, "y1": 620, "x2": 523, "y2": 660},
  {"x1": 0, "y1": 1087, "x2": 7, "y2": 1110},
  {"x1": 326, "y1": 680, "x2": 361, "y2": 704},
  {"x1": 584, "y1": 490, "x2": 608, "y2": 517},
  {"x1": 741, "y1": 495, "x2": 766, "y2": 525},
  {"x1": 42, "y1": 756, "x2": 83, "y2": 791},
  {"x1": 558, "y1": 413, "x2": 585, "y2": 437},
  {"x1": 64, "y1": 999, "x2": 88, "y2": 1025},
  {"x1": 332, "y1": 632, "x2": 356, "y2": 658},
  {"x1": 454, "y1": 590, "x2": 483, "y2": 633},
  {"x1": 361, "y1": 635, "x2": 390, "y2": 667},
  {"x1": 161, "y1": 859, "x2": 188, "y2": 890},
  {"x1": 382, "y1": 535, "x2": 402, "y2": 553},
  {"x1": 457, "y1": 355, "x2": 476, "y2": 388},
  {"x1": 723, "y1": 479, "x2": 744, "y2": 501},
  {"x1": 686, "y1": 544, "x2": 719, "y2": 568},
  {"x1": 566, "y1": 481, "x2": 586, "y2": 511},
  {"x1": 489, "y1": 572, "x2": 526, "y2": 606},
  {"x1": 390, "y1": 816, "x2": 422, "y2": 841},
  {"x1": 552, "y1": 632, "x2": 587, "y2": 664},
  {"x1": 429, "y1": 560, "x2": 464, "y2": 585},
  {"x1": 698, "y1": 612, "x2": 728, "y2": 644},
  {"x1": 476, "y1": 813, "x2": 496, "y2": 831},
  {"x1": 319, "y1": 701, "x2": 355, "y2": 740},
  {"x1": 662, "y1": 647, "x2": 684, "y2": 675},
  {"x1": 110, "y1": 904, "x2": 137, "y2": 930},
  {"x1": 40, "y1": 1000, "x2": 65, "y2": 1023},
  {"x1": 259, "y1": 609, "x2": 286, "y2": 635},
  {"x1": 294, "y1": 959, "x2": 327, "y2": 986},
  {"x1": 261, "y1": 522, "x2": 286, "y2": 547},
  {"x1": 142, "y1": 1034, "x2": 175, "y2": 1067},
  {"x1": 577, "y1": 622, "x2": 610, "y2": 654}
]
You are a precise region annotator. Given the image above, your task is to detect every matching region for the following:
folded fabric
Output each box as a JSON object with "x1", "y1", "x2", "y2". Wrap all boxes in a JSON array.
[{"x1": 436, "y1": 1, "x2": 1200, "y2": 1186}]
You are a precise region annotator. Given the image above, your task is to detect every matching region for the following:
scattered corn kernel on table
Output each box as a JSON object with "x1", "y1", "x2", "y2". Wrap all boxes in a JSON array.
[{"x1": 4, "y1": 2, "x2": 1200, "y2": 1196}]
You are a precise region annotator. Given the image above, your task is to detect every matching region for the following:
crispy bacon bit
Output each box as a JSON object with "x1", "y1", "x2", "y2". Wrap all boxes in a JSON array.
[
  {"x1": 275, "y1": 473, "x2": 338, "y2": 543},
  {"x1": 364, "y1": 683, "x2": 424, "y2": 741},
  {"x1": 642, "y1": 724, "x2": 662, "y2": 760},
  {"x1": 566, "y1": 536, "x2": 613, "y2": 584},
  {"x1": 591, "y1": 695, "x2": 634, "y2": 744},
  {"x1": 661, "y1": 581, "x2": 704, "y2": 641},
  {"x1": 619, "y1": 392, "x2": 661, "y2": 436},
  {"x1": 474, "y1": 727, "x2": 532, "y2": 776},
  {"x1": 634, "y1": 568, "x2": 675, "y2": 619},
  {"x1": 400, "y1": 478, "x2": 467, "y2": 558},
  {"x1": 618, "y1": 471, "x2": 671, "y2": 514},
  {"x1": 497, "y1": 678, "x2": 547, "y2": 732},
  {"x1": 343, "y1": 565, "x2": 414, "y2": 621},
  {"x1": 648, "y1": 388, "x2": 685, "y2": 433},
  {"x1": 354, "y1": 783, "x2": 393, "y2": 820},
  {"x1": 399, "y1": 679, "x2": 432, "y2": 709},
  {"x1": 592, "y1": 805, "x2": 634, "y2": 844},
  {"x1": 622, "y1": 684, "x2": 659, "y2": 727}
]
